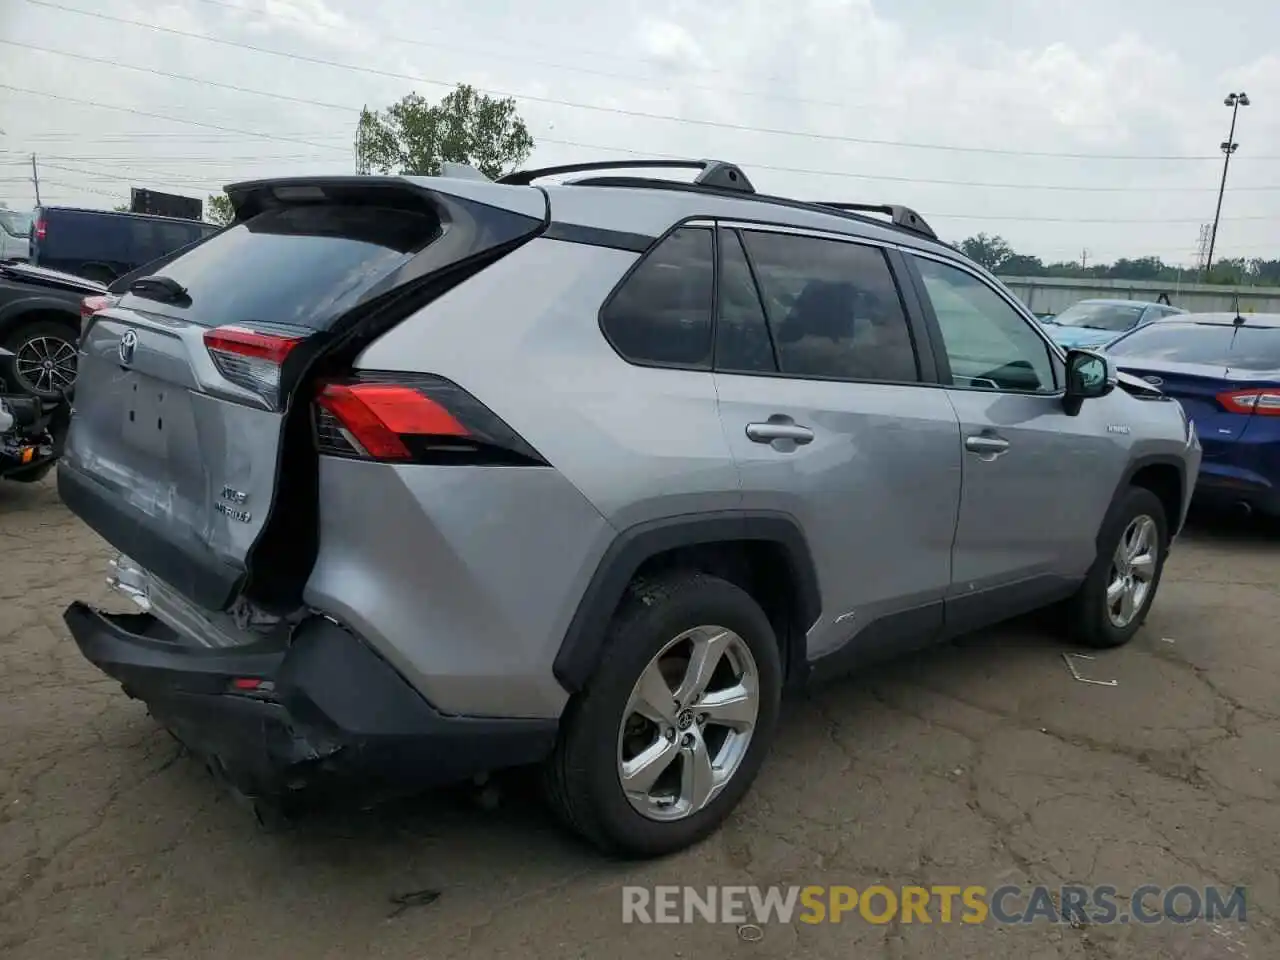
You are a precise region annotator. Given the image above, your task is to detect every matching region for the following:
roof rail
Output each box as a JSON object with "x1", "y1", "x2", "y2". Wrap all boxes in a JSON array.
[
  {"x1": 812, "y1": 203, "x2": 937, "y2": 241},
  {"x1": 497, "y1": 159, "x2": 755, "y2": 194}
]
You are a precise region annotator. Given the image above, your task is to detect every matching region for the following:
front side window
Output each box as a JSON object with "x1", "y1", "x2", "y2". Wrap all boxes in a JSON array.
[
  {"x1": 601, "y1": 226, "x2": 714, "y2": 368},
  {"x1": 914, "y1": 256, "x2": 1057, "y2": 393},
  {"x1": 740, "y1": 231, "x2": 919, "y2": 383},
  {"x1": 715, "y1": 229, "x2": 776, "y2": 374}
]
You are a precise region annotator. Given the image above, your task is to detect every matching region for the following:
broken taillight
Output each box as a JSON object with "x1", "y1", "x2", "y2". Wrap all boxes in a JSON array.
[{"x1": 203, "y1": 325, "x2": 304, "y2": 406}]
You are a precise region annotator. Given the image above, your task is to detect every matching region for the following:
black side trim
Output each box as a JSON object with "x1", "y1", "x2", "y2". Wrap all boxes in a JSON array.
[
  {"x1": 57, "y1": 464, "x2": 242, "y2": 611},
  {"x1": 554, "y1": 511, "x2": 822, "y2": 693},
  {"x1": 808, "y1": 601, "x2": 944, "y2": 684},
  {"x1": 542, "y1": 221, "x2": 655, "y2": 253},
  {"x1": 942, "y1": 574, "x2": 1080, "y2": 639},
  {"x1": 1117, "y1": 453, "x2": 1188, "y2": 538}
]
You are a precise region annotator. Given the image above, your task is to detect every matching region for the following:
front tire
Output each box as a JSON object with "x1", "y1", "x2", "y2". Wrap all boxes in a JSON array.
[
  {"x1": 3, "y1": 318, "x2": 79, "y2": 398},
  {"x1": 544, "y1": 572, "x2": 782, "y2": 858},
  {"x1": 1067, "y1": 487, "x2": 1168, "y2": 649}
]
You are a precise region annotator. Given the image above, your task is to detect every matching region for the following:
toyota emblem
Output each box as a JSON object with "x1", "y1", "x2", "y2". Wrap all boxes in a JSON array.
[{"x1": 118, "y1": 329, "x2": 138, "y2": 366}]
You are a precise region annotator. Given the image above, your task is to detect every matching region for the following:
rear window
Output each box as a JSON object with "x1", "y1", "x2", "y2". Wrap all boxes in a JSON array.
[
  {"x1": 1108, "y1": 322, "x2": 1280, "y2": 370},
  {"x1": 121, "y1": 205, "x2": 443, "y2": 331},
  {"x1": 0, "y1": 209, "x2": 30, "y2": 238}
]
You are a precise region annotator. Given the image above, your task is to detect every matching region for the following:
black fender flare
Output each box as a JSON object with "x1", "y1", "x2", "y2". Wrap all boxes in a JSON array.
[
  {"x1": 1106, "y1": 453, "x2": 1187, "y2": 547},
  {"x1": 553, "y1": 510, "x2": 822, "y2": 693},
  {"x1": 0, "y1": 295, "x2": 81, "y2": 340}
]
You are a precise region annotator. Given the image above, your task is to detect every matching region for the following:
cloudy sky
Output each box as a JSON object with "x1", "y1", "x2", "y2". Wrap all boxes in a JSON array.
[{"x1": 1, "y1": 0, "x2": 1277, "y2": 266}]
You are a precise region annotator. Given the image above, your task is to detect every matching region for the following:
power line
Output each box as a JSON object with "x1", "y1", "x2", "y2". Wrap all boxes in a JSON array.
[
  {"x1": 0, "y1": 84, "x2": 353, "y2": 154},
  {"x1": 20, "y1": 0, "x2": 1255, "y2": 161},
  {"x1": 7, "y1": 44, "x2": 1280, "y2": 197}
]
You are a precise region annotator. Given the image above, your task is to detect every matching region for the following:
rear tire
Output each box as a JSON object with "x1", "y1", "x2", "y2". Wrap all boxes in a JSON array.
[
  {"x1": 544, "y1": 572, "x2": 782, "y2": 858},
  {"x1": 1067, "y1": 487, "x2": 1168, "y2": 649}
]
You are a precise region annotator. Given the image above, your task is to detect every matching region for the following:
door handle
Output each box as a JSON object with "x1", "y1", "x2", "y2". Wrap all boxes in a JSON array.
[
  {"x1": 964, "y1": 434, "x2": 1010, "y2": 455},
  {"x1": 746, "y1": 422, "x2": 815, "y2": 445}
]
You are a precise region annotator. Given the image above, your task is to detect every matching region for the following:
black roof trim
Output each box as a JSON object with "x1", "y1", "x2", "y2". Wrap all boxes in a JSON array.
[{"x1": 498, "y1": 159, "x2": 755, "y2": 194}]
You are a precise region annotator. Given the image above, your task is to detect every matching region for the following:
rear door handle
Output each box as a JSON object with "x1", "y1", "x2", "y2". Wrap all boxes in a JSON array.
[
  {"x1": 964, "y1": 435, "x2": 1010, "y2": 455},
  {"x1": 746, "y1": 422, "x2": 815, "y2": 445}
]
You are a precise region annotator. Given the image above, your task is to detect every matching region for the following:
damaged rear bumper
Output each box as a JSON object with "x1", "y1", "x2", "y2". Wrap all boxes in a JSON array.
[{"x1": 63, "y1": 602, "x2": 559, "y2": 801}]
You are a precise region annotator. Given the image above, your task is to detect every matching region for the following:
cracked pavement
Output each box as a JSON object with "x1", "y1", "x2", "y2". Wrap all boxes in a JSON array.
[{"x1": 1, "y1": 477, "x2": 1277, "y2": 959}]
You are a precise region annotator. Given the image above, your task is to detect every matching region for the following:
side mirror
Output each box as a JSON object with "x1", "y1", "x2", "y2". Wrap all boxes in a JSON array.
[{"x1": 1063, "y1": 349, "x2": 1115, "y2": 415}]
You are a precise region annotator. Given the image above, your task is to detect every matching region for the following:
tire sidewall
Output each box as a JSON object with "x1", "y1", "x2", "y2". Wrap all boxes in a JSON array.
[
  {"x1": 3, "y1": 319, "x2": 79, "y2": 399},
  {"x1": 1081, "y1": 487, "x2": 1169, "y2": 647},
  {"x1": 571, "y1": 576, "x2": 782, "y2": 856}
]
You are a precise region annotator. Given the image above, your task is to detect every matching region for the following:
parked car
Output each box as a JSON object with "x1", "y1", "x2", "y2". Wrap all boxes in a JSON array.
[
  {"x1": 57, "y1": 163, "x2": 1200, "y2": 857},
  {"x1": 30, "y1": 206, "x2": 218, "y2": 285},
  {"x1": 0, "y1": 259, "x2": 107, "y2": 398},
  {"x1": 1041, "y1": 299, "x2": 1186, "y2": 350},
  {"x1": 0, "y1": 207, "x2": 32, "y2": 262},
  {"x1": 1106, "y1": 312, "x2": 1280, "y2": 517}
]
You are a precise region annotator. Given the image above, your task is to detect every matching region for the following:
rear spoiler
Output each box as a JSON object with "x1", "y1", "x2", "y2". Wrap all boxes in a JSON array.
[{"x1": 223, "y1": 176, "x2": 447, "y2": 223}]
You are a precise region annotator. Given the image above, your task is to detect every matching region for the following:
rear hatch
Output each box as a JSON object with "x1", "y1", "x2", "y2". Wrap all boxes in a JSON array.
[{"x1": 59, "y1": 176, "x2": 547, "y2": 613}]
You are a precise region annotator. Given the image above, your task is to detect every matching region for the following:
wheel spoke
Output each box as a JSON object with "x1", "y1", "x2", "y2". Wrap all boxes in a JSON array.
[
  {"x1": 1106, "y1": 577, "x2": 1126, "y2": 607},
  {"x1": 680, "y1": 739, "x2": 716, "y2": 813},
  {"x1": 621, "y1": 736, "x2": 680, "y2": 795},
  {"x1": 1119, "y1": 583, "x2": 1138, "y2": 624},
  {"x1": 631, "y1": 661, "x2": 677, "y2": 726},
  {"x1": 696, "y1": 680, "x2": 757, "y2": 731},
  {"x1": 1130, "y1": 551, "x2": 1156, "y2": 580},
  {"x1": 674, "y1": 629, "x2": 731, "y2": 707}
]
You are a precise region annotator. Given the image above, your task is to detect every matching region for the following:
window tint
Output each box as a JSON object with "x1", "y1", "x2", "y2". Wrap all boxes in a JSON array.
[
  {"x1": 715, "y1": 229, "x2": 776, "y2": 373},
  {"x1": 741, "y1": 231, "x2": 918, "y2": 382},
  {"x1": 602, "y1": 226, "x2": 714, "y2": 367},
  {"x1": 119, "y1": 204, "x2": 444, "y2": 331},
  {"x1": 914, "y1": 256, "x2": 1057, "y2": 393},
  {"x1": 1107, "y1": 322, "x2": 1280, "y2": 371}
]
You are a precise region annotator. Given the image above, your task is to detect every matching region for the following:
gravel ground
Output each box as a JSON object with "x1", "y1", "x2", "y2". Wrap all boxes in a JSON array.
[{"x1": 2, "y1": 476, "x2": 1277, "y2": 959}]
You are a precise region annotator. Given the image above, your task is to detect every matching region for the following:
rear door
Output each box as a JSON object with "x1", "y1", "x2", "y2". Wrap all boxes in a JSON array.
[
  {"x1": 711, "y1": 223, "x2": 964, "y2": 667},
  {"x1": 60, "y1": 177, "x2": 547, "y2": 612}
]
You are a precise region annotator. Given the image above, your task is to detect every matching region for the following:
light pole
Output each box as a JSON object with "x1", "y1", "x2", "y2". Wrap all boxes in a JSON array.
[{"x1": 1204, "y1": 91, "x2": 1250, "y2": 279}]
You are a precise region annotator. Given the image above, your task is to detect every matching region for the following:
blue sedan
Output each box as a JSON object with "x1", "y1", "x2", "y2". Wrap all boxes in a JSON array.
[
  {"x1": 1041, "y1": 299, "x2": 1186, "y2": 350},
  {"x1": 1105, "y1": 313, "x2": 1280, "y2": 517}
]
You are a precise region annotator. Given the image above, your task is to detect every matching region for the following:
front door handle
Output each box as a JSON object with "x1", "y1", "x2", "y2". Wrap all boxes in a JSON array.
[
  {"x1": 746, "y1": 421, "x2": 815, "y2": 445},
  {"x1": 964, "y1": 434, "x2": 1010, "y2": 455}
]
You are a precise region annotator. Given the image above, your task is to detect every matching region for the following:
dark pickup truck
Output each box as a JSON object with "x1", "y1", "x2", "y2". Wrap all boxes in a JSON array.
[{"x1": 0, "y1": 261, "x2": 105, "y2": 398}]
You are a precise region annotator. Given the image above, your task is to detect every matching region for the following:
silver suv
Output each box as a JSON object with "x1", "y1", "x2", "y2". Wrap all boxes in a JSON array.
[{"x1": 59, "y1": 160, "x2": 1201, "y2": 857}]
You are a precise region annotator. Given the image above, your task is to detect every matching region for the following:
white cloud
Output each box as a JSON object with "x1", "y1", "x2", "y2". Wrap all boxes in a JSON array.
[{"x1": 0, "y1": 0, "x2": 1276, "y2": 263}]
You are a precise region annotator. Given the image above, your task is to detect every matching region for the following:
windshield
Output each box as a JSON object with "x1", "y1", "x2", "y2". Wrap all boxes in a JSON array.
[
  {"x1": 1108, "y1": 322, "x2": 1280, "y2": 371},
  {"x1": 0, "y1": 209, "x2": 32, "y2": 238},
  {"x1": 1053, "y1": 302, "x2": 1146, "y2": 331}
]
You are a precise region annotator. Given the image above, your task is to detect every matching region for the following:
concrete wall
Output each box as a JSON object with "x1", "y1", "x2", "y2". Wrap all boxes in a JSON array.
[{"x1": 997, "y1": 275, "x2": 1280, "y2": 316}]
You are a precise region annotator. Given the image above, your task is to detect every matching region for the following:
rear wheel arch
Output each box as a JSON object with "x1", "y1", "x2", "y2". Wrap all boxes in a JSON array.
[{"x1": 554, "y1": 511, "x2": 822, "y2": 694}]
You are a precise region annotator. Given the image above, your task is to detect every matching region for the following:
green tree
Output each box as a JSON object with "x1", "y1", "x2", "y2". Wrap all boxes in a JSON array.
[
  {"x1": 205, "y1": 193, "x2": 234, "y2": 226},
  {"x1": 958, "y1": 233, "x2": 1014, "y2": 272},
  {"x1": 112, "y1": 203, "x2": 131, "y2": 213},
  {"x1": 354, "y1": 84, "x2": 534, "y2": 180}
]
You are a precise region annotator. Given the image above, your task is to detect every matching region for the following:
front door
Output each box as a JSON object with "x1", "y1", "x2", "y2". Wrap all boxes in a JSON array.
[
  {"x1": 906, "y1": 254, "x2": 1124, "y2": 633},
  {"x1": 711, "y1": 225, "x2": 963, "y2": 668}
]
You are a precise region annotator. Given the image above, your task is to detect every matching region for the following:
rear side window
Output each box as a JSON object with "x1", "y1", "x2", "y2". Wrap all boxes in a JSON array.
[
  {"x1": 122, "y1": 205, "x2": 444, "y2": 331},
  {"x1": 1108, "y1": 323, "x2": 1280, "y2": 371},
  {"x1": 741, "y1": 231, "x2": 919, "y2": 383},
  {"x1": 600, "y1": 226, "x2": 714, "y2": 368}
]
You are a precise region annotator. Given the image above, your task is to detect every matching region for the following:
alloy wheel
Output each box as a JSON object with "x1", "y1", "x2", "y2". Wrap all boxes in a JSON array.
[
  {"x1": 616, "y1": 625, "x2": 759, "y2": 822},
  {"x1": 1106, "y1": 514, "x2": 1158, "y2": 628},
  {"x1": 15, "y1": 334, "x2": 77, "y2": 395}
]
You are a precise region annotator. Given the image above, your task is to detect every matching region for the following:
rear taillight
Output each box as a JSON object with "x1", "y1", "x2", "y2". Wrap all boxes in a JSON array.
[
  {"x1": 1217, "y1": 389, "x2": 1280, "y2": 416},
  {"x1": 80, "y1": 294, "x2": 116, "y2": 336},
  {"x1": 313, "y1": 374, "x2": 546, "y2": 466},
  {"x1": 203, "y1": 325, "x2": 304, "y2": 405},
  {"x1": 34, "y1": 219, "x2": 46, "y2": 242}
]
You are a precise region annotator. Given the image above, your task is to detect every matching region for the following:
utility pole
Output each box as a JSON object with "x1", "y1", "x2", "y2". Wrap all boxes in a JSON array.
[
  {"x1": 1194, "y1": 223, "x2": 1212, "y2": 273},
  {"x1": 1080, "y1": 248, "x2": 1089, "y2": 271},
  {"x1": 30, "y1": 153, "x2": 40, "y2": 206},
  {"x1": 1205, "y1": 92, "x2": 1250, "y2": 279}
]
